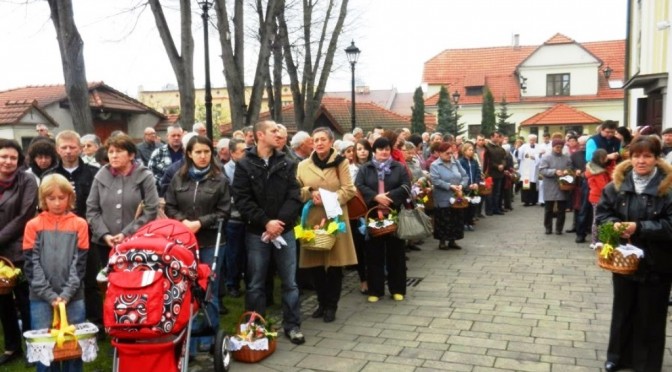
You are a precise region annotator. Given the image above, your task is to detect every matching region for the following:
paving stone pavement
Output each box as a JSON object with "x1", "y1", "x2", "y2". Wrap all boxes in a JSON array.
[{"x1": 192, "y1": 203, "x2": 672, "y2": 371}]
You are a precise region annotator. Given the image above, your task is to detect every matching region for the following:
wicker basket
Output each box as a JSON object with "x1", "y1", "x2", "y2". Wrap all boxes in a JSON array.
[
  {"x1": 297, "y1": 201, "x2": 337, "y2": 251},
  {"x1": 0, "y1": 257, "x2": 17, "y2": 295},
  {"x1": 231, "y1": 312, "x2": 277, "y2": 363},
  {"x1": 53, "y1": 339, "x2": 82, "y2": 362},
  {"x1": 302, "y1": 232, "x2": 336, "y2": 251},
  {"x1": 596, "y1": 249, "x2": 640, "y2": 275},
  {"x1": 558, "y1": 182, "x2": 576, "y2": 192},
  {"x1": 451, "y1": 198, "x2": 470, "y2": 209},
  {"x1": 366, "y1": 206, "x2": 398, "y2": 238},
  {"x1": 478, "y1": 184, "x2": 492, "y2": 196}
]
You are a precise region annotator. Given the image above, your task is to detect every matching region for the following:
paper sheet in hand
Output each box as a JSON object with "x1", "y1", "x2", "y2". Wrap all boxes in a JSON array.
[{"x1": 319, "y1": 188, "x2": 343, "y2": 219}]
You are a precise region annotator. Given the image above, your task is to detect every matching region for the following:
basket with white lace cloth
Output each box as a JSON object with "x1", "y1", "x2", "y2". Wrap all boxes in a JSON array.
[{"x1": 24, "y1": 321, "x2": 98, "y2": 366}]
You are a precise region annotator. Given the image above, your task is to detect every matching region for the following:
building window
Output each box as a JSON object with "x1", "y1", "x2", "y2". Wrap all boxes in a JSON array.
[
  {"x1": 466, "y1": 86, "x2": 483, "y2": 96},
  {"x1": 546, "y1": 74, "x2": 570, "y2": 96}
]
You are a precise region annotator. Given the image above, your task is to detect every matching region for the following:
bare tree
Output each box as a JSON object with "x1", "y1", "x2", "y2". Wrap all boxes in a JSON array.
[
  {"x1": 279, "y1": 0, "x2": 349, "y2": 132},
  {"x1": 47, "y1": 0, "x2": 94, "y2": 134},
  {"x1": 214, "y1": 0, "x2": 279, "y2": 130},
  {"x1": 148, "y1": 0, "x2": 196, "y2": 129}
]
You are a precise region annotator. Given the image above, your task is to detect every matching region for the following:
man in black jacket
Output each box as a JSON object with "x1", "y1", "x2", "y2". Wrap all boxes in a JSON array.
[
  {"x1": 231, "y1": 120, "x2": 305, "y2": 344},
  {"x1": 49, "y1": 130, "x2": 103, "y2": 334}
]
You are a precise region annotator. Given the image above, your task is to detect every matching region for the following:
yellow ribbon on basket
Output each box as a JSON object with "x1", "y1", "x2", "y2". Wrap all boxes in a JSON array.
[
  {"x1": 50, "y1": 302, "x2": 77, "y2": 348},
  {"x1": 600, "y1": 243, "x2": 614, "y2": 260}
]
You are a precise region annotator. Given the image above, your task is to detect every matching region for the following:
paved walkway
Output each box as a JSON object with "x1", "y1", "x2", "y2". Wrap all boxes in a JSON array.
[{"x1": 198, "y1": 204, "x2": 672, "y2": 371}]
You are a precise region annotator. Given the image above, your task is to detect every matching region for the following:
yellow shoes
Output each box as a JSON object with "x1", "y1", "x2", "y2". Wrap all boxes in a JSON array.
[
  {"x1": 392, "y1": 294, "x2": 404, "y2": 301},
  {"x1": 367, "y1": 296, "x2": 379, "y2": 303}
]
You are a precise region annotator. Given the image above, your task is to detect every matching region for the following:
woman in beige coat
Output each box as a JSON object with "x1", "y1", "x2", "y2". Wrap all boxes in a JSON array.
[{"x1": 297, "y1": 127, "x2": 357, "y2": 322}]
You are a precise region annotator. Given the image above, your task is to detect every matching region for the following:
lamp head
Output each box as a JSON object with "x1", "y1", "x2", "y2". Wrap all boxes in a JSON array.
[
  {"x1": 603, "y1": 66, "x2": 613, "y2": 80},
  {"x1": 345, "y1": 40, "x2": 361, "y2": 64}
]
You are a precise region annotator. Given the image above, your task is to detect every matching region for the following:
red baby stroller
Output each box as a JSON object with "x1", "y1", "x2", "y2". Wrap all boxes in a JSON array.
[{"x1": 100, "y1": 219, "x2": 230, "y2": 371}]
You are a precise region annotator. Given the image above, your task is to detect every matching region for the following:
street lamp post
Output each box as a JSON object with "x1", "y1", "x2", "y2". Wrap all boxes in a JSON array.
[
  {"x1": 452, "y1": 90, "x2": 461, "y2": 138},
  {"x1": 200, "y1": 0, "x2": 213, "y2": 139},
  {"x1": 345, "y1": 41, "x2": 361, "y2": 132}
]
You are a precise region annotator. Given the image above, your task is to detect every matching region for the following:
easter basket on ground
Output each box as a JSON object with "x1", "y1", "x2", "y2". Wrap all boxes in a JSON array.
[
  {"x1": 0, "y1": 256, "x2": 20, "y2": 295},
  {"x1": 592, "y1": 221, "x2": 643, "y2": 275},
  {"x1": 294, "y1": 200, "x2": 345, "y2": 251},
  {"x1": 229, "y1": 312, "x2": 277, "y2": 363}
]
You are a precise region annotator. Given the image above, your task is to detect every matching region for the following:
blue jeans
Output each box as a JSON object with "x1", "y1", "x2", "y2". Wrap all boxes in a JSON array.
[
  {"x1": 245, "y1": 230, "x2": 300, "y2": 331},
  {"x1": 189, "y1": 244, "x2": 224, "y2": 354},
  {"x1": 30, "y1": 299, "x2": 85, "y2": 372},
  {"x1": 224, "y1": 221, "x2": 246, "y2": 290}
]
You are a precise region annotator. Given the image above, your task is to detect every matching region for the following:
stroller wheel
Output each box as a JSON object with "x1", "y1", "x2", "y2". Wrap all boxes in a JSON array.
[{"x1": 214, "y1": 329, "x2": 231, "y2": 372}]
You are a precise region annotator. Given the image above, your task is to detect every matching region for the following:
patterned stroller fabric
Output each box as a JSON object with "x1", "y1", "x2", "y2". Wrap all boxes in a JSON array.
[{"x1": 103, "y1": 219, "x2": 207, "y2": 339}]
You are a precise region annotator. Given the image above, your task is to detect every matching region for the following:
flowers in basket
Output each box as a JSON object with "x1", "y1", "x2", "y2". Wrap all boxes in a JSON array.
[
  {"x1": 0, "y1": 260, "x2": 21, "y2": 280},
  {"x1": 368, "y1": 208, "x2": 398, "y2": 230},
  {"x1": 415, "y1": 177, "x2": 433, "y2": 207},
  {"x1": 229, "y1": 312, "x2": 278, "y2": 363},
  {"x1": 449, "y1": 190, "x2": 471, "y2": 208},
  {"x1": 294, "y1": 200, "x2": 346, "y2": 251},
  {"x1": 478, "y1": 176, "x2": 493, "y2": 195},
  {"x1": 0, "y1": 258, "x2": 21, "y2": 295},
  {"x1": 591, "y1": 221, "x2": 644, "y2": 274}
]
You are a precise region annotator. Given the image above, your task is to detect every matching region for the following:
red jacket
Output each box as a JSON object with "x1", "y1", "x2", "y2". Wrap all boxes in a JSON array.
[{"x1": 585, "y1": 162, "x2": 611, "y2": 204}]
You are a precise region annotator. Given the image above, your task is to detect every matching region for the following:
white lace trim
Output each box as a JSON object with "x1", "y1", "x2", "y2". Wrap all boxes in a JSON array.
[
  {"x1": 24, "y1": 323, "x2": 99, "y2": 366},
  {"x1": 228, "y1": 337, "x2": 270, "y2": 351}
]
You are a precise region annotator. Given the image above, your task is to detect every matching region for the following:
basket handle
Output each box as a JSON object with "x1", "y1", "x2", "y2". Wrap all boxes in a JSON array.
[
  {"x1": 365, "y1": 205, "x2": 389, "y2": 221},
  {"x1": 236, "y1": 311, "x2": 268, "y2": 330},
  {"x1": 300, "y1": 200, "x2": 314, "y2": 229},
  {"x1": 0, "y1": 256, "x2": 15, "y2": 270}
]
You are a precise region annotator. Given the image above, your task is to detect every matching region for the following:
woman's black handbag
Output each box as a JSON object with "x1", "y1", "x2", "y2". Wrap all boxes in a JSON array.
[{"x1": 396, "y1": 185, "x2": 433, "y2": 240}]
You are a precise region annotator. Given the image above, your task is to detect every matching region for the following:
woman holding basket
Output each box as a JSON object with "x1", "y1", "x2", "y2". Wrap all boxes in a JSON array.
[
  {"x1": 431, "y1": 142, "x2": 471, "y2": 250},
  {"x1": 596, "y1": 136, "x2": 672, "y2": 372},
  {"x1": 355, "y1": 137, "x2": 410, "y2": 303},
  {"x1": 296, "y1": 127, "x2": 357, "y2": 323}
]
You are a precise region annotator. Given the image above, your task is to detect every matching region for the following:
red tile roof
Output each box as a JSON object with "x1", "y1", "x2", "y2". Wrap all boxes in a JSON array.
[
  {"x1": 520, "y1": 103, "x2": 602, "y2": 126},
  {"x1": 544, "y1": 33, "x2": 575, "y2": 45},
  {"x1": 224, "y1": 97, "x2": 411, "y2": 136},
  {"x1": 423, "y1": 35, "x2": 625, "y2": 106},
  {"x1": 0, "y1": 82, "x2": 165, "y2": 118},
  {"x1": 0, "y1": 99, "x2": 59, "y2": 126}
]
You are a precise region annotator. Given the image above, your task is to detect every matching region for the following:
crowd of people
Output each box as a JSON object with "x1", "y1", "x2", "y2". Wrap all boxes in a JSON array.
[{"x1": 2, "y1": 119, "x2": 672, "y2": 371}]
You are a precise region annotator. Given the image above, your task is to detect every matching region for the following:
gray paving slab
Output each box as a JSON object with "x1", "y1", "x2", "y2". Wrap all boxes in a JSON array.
[{"x1": 192, "y1": 203, "x2": 672, "y2": 371}]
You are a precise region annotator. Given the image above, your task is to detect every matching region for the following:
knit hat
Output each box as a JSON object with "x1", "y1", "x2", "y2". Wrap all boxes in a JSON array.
[
  {"x1": 551, "y1": 139, "x2": 565, "y2": 147},
  {"x1": 338, "y1": 140, "x2": 355, "y2": 154}
]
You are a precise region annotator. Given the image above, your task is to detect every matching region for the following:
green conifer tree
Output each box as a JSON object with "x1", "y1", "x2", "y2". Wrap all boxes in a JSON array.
[
  {"x1": 480, "y1": 87, "x2": 496, "y2": 137},
  {"x1": 411, "y1": 86, "x2": 426, "y2": 134},
  {"x1": 496, "y1": 96, "x2": 516, "y2": 139},
  {"x1": 436, "y1": 86, "x2": 453, "y2": 134}
]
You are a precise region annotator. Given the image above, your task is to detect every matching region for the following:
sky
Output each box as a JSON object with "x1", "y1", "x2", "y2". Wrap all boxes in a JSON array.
[{"x1": 0, "y1": 0, "x2": 628, "y2": 98}]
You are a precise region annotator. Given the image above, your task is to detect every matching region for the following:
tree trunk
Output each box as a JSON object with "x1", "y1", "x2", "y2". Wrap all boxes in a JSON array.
[
  {"x1": 148, "y1": 0, "x2": 195, "y2": 129},
  {"x1": 47, "y1": 0, "x2": 94, "y2": 134},
  {"x1": 279, "y1": 0, "x2": 349, "y2": 132},
  {"x1": 215, "y1": 0, "x2": 278, "y2": 130},
  {"x1": 215, "y1": 0, "x2": 247, "y2": 130}
]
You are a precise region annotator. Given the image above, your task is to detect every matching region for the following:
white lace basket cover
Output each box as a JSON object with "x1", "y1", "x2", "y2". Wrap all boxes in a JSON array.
[
  {"x1": 228, "y1": 336, "x2": 270, "y2": 351},
  {"x1": 24, "y1": 323, "x2": 98, "y2": 366}
]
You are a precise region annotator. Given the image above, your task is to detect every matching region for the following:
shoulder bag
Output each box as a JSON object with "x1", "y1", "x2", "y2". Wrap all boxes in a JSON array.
[{"x1": 396, "y1": 185, "x2": 433, "y2": 241}]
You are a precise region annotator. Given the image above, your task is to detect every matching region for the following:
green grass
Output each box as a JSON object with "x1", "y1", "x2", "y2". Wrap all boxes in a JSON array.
[{"x1": 0, "y1": 282, "x2": 283, "y2": 371}]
